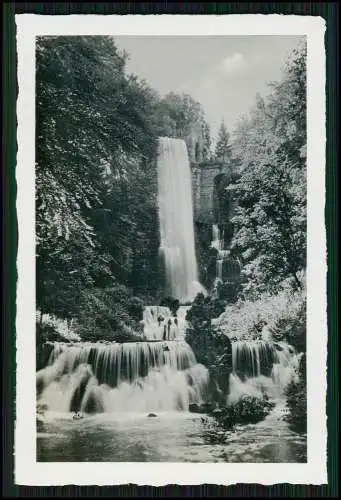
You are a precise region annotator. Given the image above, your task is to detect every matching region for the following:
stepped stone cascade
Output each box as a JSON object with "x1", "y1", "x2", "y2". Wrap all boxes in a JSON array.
[
  {"x1": 228, "y1": 340, "x2": 302, "y2": 404},
  {"x1": 36, "y1": 135, "x2": 300, "y2": 424},
  {"x1": 157, "y1": 137, "x2": 206, "y2": 302},
  {"x1": 37, "y1": 339, "x2": 210, "y2": 414}
]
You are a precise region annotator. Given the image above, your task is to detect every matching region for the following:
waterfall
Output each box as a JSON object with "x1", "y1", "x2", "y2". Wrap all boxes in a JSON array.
[
  {"x1": 142, "y1": 305, "x2": 190, "y2": 341},
  {"x1": 157, "y1": 137, "x2": 205, "y2": 302},
  {"x1": 228, "y1": 340, "x2": 302, "y2": 403},
  {"x1": 211, "y1": 224, "x2": 223, "y2": 251},
  {"x1": 216, "y1": 260, "x2": 223, "y2": 281},
  {"x1": 211, "y1": 224, "x2": 230, "y2": 282},
  {"x1": 37, "y1": 340, "x2": 209, "y2": 414}
]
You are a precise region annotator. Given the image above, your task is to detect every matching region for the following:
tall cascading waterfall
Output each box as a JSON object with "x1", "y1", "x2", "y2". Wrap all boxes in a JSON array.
[
  {"x1": 228, "y1": 340, "x2": 302, "y2": 404},
  {"x1": 157, "y1": 137, "x2": 206, "y2": 302}
]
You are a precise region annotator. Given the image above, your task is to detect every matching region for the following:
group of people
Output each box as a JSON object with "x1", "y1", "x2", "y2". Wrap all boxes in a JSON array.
[{"x1": 157, "y1": 315, "x2": 178, "y2": 341}]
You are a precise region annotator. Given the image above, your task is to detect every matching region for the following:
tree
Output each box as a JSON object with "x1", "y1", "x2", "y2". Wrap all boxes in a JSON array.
[
  {"x1": 228, "y1": 42, "x2": 307, "y2": 295},
  {"x1": 36, "y1": 36, "x2": 210, "y2": 340},
  {"x1": 215, "y1": 121, "x2": 232, "y2": 162},
  {"x1": 36, "y1": 36, "x2": 159, "y2": 330},
  {"x1": 202, "y1": 122, "x2": 212, "y2": 160}
]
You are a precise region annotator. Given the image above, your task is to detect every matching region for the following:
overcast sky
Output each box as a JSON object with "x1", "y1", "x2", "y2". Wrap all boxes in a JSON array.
[{"x1": 114, "y1": 35, "x2": 304, "y2": 145}]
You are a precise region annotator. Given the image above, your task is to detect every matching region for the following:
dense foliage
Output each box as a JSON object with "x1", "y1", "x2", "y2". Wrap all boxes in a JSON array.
[
  {"x1": 36, "y1": 36, "x2": 209, "y2": 341},
  {"x1": 228, "y1": 42, "x2": 307, "y2": 296},
  {"x1": 214, "y1": 120, "x2": 232, "y2": 162},
  {"x1": 284, "y1": 354, "x2": 307, "y2": 433},
  {"x1": 186, "y1": 294, "x2": 232, "y2": 400},
  {"x1": 186, "y1": 42, "x2": 307, "y2": 434},
  {"x1": 214, "y1": 284, "x2": 306, "y2": 343},
  {"x1": 211, "y1": 394, "x2": 275, "y2": 428}
]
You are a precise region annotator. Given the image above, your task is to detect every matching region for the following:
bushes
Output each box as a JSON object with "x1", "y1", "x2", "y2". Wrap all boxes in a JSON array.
[
  {"x1": 186, "y1": 294, "x2": 233, "y2": 399},
  {"x1": 216, "y1": 281, "x2": 240, "y2": 304},
  {"x1": 36, "y1": 320, "x2": 73, "y2": 370},
  {"x1": 269, "y1": 296, "x2": 306, "y2": 353},
  {"x1": 185, "y1": 293, "x2": 227, "y2": 366},
  {"x1": 159, "y1": 296, "x2": 180, "y2": 315},
  {"x1": 284, "y1": 354, "x2": 307, "y2": 433},
  {"x1": 214, "y1": 284, "x2": 306, "y2": 347},
  {"x1": 212, "y1": 395, "x2": 275, "y2": 429},
  {"x1": 202, "y1": 394, "x2": 276, "y2": 443},
  {"x1": 73, "y1": 285, "x2": 146, "y2": 343}
]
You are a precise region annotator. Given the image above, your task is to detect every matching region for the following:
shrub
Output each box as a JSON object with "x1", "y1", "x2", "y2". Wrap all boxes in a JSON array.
[
  {"x1": 159, "y1": 296, "x2": 180, "y2": 315},
  {"x1": 36, "y1": 321, "x2": 71, "y2": 370},
  {"x1": 211, "y1": 394, "x2": 275, "y2": 430},
  {"x1": 216, "y1": 281, "x2": 240, "y2": 303},
  {"x1": 284, "y1": 354, "x2": 307, "y2": 433},
  {"x1": 214, "y1": 284, "x2": 306, "y2": 348},
  {"x1": 186, "y1": 293, "x2": 227, "y2": 366},
  {"x1": 269, "y1": 297, "x2": 306, "y2": 352},
  {"x1": 74, "y1": 285, "x2": 145, "y2": 342},
  {"x1": 127, "y1": 296, "x2": 145, "y2": 322}
]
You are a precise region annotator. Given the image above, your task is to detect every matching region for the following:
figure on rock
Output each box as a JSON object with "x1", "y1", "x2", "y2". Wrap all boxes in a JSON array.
[{"x1": 167, "y1": 319, "x2": 172, "y2": 340}]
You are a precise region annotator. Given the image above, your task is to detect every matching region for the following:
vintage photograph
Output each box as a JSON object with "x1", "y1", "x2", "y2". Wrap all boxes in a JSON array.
[{"x1": 34, "y1": 33, "x2": 310, "y2": 464}]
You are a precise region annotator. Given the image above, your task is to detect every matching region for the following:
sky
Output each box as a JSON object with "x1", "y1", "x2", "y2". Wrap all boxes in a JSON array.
[{"x1": 114, "y1": 35, "x2": 304, "y2": 146}]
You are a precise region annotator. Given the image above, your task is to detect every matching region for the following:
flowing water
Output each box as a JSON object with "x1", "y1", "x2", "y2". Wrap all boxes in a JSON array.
[
  {"x1": 157, "y1": 137, "x2": 206, "y2": 302},
  {"x1": 36, "y1": 140, "x2": 305, "y2": 462},
  {"x1": 142, "y1": 305, "x2": 190, "y2": 341},
  {"x1": 37, "y1": 407, "x2": 306, "y2": 463},
  {"x1": 37, "y1": 320, "x2": 306, "y2": 462}
]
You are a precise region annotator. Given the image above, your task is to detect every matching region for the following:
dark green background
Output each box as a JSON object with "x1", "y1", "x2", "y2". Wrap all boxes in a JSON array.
[{"x1": 2, "y1": 2, "x2": 338, "y2": 497}]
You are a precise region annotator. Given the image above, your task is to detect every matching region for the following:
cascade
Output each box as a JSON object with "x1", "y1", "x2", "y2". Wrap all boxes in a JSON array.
[
  {"x1": 157, "y1": 137, "x2": 206, "y2": 302},
  {"x1": 211, "y1": 224, "x2": 242, "y2": 283},
  {"x1": 37, "y1": 339, "x2": 209, "y2": 414},
  {"x1": 211, "y1": 224, "x2": 229, "y2": 282},
  {"x1": 216, "y1": 260, "x2": 223, "y2": 281},
  {"x1": 211, "y1": 224, "x2": 223, "y2": 251},
  {"x1": 228, "y1": 340, "x2": 302, "y2": 403},
  {"x1": 142, "y1": 305, "x2": 190, "y2": 341}
]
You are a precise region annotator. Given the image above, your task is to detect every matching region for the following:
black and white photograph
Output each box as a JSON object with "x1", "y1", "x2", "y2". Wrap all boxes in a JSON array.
[{"x1": 15, "y1": 14, "x2": 327, "y2": 486}]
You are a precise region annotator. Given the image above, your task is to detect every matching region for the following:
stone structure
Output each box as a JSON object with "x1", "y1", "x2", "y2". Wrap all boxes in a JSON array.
[
  {"x1": 184, "y1": 121, "x2": 204, "y2": 164},
  {"x1": 191, "y1": 160, "x2": 237, "y2": 223}
]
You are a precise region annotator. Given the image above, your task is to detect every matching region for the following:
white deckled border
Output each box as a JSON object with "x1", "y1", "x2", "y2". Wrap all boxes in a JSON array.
[{"x1": 15, "y1": 14, "x2": 327, "y2": 486}]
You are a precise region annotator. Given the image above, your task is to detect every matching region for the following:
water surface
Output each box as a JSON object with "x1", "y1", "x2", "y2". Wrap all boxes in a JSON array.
[{"x1": 37, "y1": 407, "x2": 306, "y2": 463}]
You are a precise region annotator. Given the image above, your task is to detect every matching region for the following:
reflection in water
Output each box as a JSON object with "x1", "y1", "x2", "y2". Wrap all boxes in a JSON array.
[{"x1": 37, "y1": 409, "x2": 306, "y2": 463}]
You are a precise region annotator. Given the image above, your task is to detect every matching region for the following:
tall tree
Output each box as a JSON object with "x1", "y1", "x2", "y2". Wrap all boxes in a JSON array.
[
  {"x1": 215, "y1": 120, "x2": 232, "y2": 161},
  {"x1": 36, "y1": 35, "x2": 210, "y2": 337},
  {"x1": 228, "y1": 42, "x2": 307, "y2": 296},
  {"x1": 202, "y1": 122, "x2": 212, "y2": 160},
  {"x1": 36, "y1": 36, "x2": 159, "y2": 328}
]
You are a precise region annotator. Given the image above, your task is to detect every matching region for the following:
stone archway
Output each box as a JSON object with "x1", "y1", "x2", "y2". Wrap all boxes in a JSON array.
[{"x1": 191, "y1": 162, "x2": 232, "y2": 222}]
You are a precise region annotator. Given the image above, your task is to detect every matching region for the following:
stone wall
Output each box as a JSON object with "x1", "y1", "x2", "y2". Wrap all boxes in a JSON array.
[
  {"x1": 184, "y1": 121, "x2": 204, "y2": 164},
  {"x1": 191, "y1": 161, "x2": 233, "y2": 223}
]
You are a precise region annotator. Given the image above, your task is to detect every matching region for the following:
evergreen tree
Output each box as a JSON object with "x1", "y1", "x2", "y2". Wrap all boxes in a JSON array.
[
  {"x1": 215, "y1": 120, "x2": 232, "y2": 161},
  {"x1": 202, "y1": 122, "x2": 212, "y2": 160}
]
